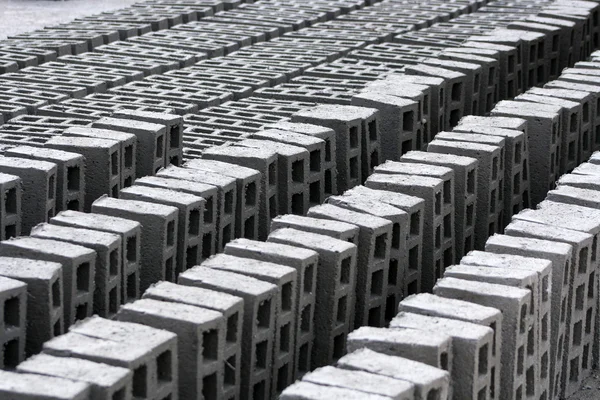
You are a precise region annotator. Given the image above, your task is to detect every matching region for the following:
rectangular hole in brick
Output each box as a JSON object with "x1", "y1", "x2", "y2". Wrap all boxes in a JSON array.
[
  {"x1": 583, "y1": 101, "x2": 590, "y2": 123},
  {"x1": 188, "y1": 209, "x2": 200, "y2": 237},
  {"x1": 52, "y1": 279, "x2": 61, "y2": 309},
  {"x1": 336, "y1": 296, "x2": 347, "y2": 324},
  {"x1": 451, "y1": 82, "x2": 462, "y2": 102},
  {"x1": 202, "y1": 233, "x2": 212, "y2": 259},
  {"x1": 349, "y1": 126, "x2": 359, "y2": 149},
  {"x1": 255, "y1": 340, "x2": 268, "y2": 370},
  {"x1": 257, "y1": 299, "x2": 271, "y2": 329},
  {"x1": 324, "y1": 169, "x2": 333, "y2": 195},
  {"x1": 374, "y1": 234, "x2": 386, "y2": 260},
  {"x1": 124, "y1": 145, "x2": 134, "y2": 168},
  {"x1": 349, "y1": 156, "x2": 359, "y2": 179},
  {"x1": 292, "y1": 160, "x2": 304, "y2": 184},
  {"x1": 112, "y1": 388, "x2": 125, "y2": 400},
  {"x1": 169, "y1": 126, "x2": 180, "y2": 150},
  {"x1": 409, "y1": 247, "x2": 418, "y2": 270},
  {"x1": 586, "y1": 307, "x2": 593, "y2": 334},
  {"x1": 526, "y1": 366, "x2": 535, "y2": 396},
  {"x1": 444, "y1": 248, "x2": 453, "y2": 269},
  {"x1": 528, "y1": 69, "x2": 534, "y2": 86},
  {"x1": 540, "y1": 351, "x2": 549, "y2": 380},
  {"x1": 443, "y1": 180, "x2": 451, "y2": 204},
  {"x1": 570, "y1": 356, "x2": 580, "y2": 382},
  {"x1": 340, "y1": 257, "x2": 351, "y2": 284},
  {"x1": 77, "y1": 262, "x2": 90, "y2": 293},
  {"x1": 561, "y1": 298, "x2": 567, "y2": 323},
  {"x1": 579, "y1": 247, "x2": 588, "y2": 274},
  {"x1": 513, "y1": 172, "x2": 521, "y2": 195},
  {"x1": 492, "y1": 157, "x2": 500, "y2": 181},
  {"x1": 109, "y1": 286, "x2": 118, "y2": 314},
  {"x1": 75, "y1": 303, "x2": 87, "y2": 322},
  {"x1": 443, "y1": 214, "x2": 452, "y2": 239},
  {"x1": 518, "y1": 346, "x2": 525, "y2": 376},
  {"x1": 110, "y1": 151, "x2": 119, "y2": 177},
  {"x1": 109, "y1": 249, "x2": 119, "y2": 277},
  {"x1": 464, "y1": 235, "x2": 473, "y2": 254},
  {"x1": 245, "y1": 182, "x2": 257, "y2": 207},
  {"x1": 202, "y1": 373, "x2": 217, "y2": 400},
  {"x1": 449, "y1": 109, "x2": 460, "y2": 128},
  {"x1": 133, "y1": 365, "x2": 148, "y2": 398},
  {"x1": 277, "y1": 363, "x2": 290, "y2": 393},
  {"x1": 224, "y1": 190, "x2": 233, "y2": 215},
  {"x1": 166, "y1": 220, "x2": 175, "y2": 247},
  {"x1": 300, "y1": 304, "x2": 311, "y2": 333},
  {"x1": 4, "y1": 296, "x2": 19, "y2": 328},
  {"x1": 244, "y1": 216, "x2": 256, "y2": 240},
  {"x1": 280, "y1": 322, "x2": 290, "y2": 353},
  {"x1": 333, "y1": 333, "x2": 345, "y2": 360},
  {"x1": 478, "y1": 343, "x2": 488, "y2": 375},
  {"x1": 224, "y1": 355, "x2": 236, "y2": 386},
  {"x1": 570, "y1": 113, "x2": 579, "y2": 133},
  {"x1": 111, "y1": 185, "x2": 119, "y2": 198},
  {"x1": 368, "y1": 306, "x2": 381, "y2": 327},
  {"x1": 269, "y1": 195, "x2": 277, "y2": 219},
  {"x1": 516, "y1": 386, "x2": 522, "y2": 400},
  {"x1": 489, "y1": 322, "x2": 497, "y2": 356},
  {"x1": 126, "y1": 236, "x2": 137, "y2": 263},
  {"x1": 368, "y1": 120, "x2": 377, "y2": 142},
  {"x1": 541, "y1": 313, "x2": 549, "y2": 342},
  {"x1": 574, "y1": 321, "x2": 583, "y2": 346},
  {"x1": 520, "y1": 304, "x2": 527, "y2": 333},
  {"x1": 165, "y1": 257, "x2": 174, "y2": 282},
  {"x1": 203, "y1": 329, "x2": 218, "y2": 361},
  {"x1": 583, "y1": 345, "x2": 590, "y2": 370},
  {"x1": 385, "y1": 295, "x2": 397, "y2": 322},
  {"x1": 157, "y1": 350, "x2": 172, "y2": 382},
  {"x1": 410, "y1": 211, "x2": 420, "y2": 236},
  {"x1": 156, "y1": 135, "x2": 164, "y2": 158},
  {"x1": 388, "y1": 259, "x2": 398, "y2": 286},
  {"x1": 67, "y1": 166, "x2": 80, "y2": 191},
  {"x1": 127, "y1": 272, "x2": 137, "y2": 301},
  {"x1": 467, "y1": 169, "x2": 477, "y2": 195},
  {"x1": 435, "y1": 192, "x2": 441, "y2": 216},
  {"x1": 253, "y1": 381, "x2": 266, "y2": 400},
  {"x1": 303, "y1": 264, "x2": 314, "y2": 294},
  {"x1": 435, "y1": 225, "x2": 441, "y2": 249},
  {"x1": 408, "y1": 279, "x2": 418, "y2": 295},
  {"x1": 388, "y1": 224, "x2": 400, "y2": 251},
  {"x1": 48, "y1": 175, "x2": 55, "y2": 200},
  {"x1": 465, "y1": 203, "x2": 474, "y2": 227},
  {"x1": 291, "y1": 192, "x2": 304, "y2": 215},
  {"x1": 4, "y1": 187, "x2": 16, "y2": 215},
  {"x1": 4, "y1": 225, "x2": 15, "y2": 241},
  {"x1": 3, "y1": 338, "x2": 19, "y2": 368},
  {"x1": 527, "y1": 328, "x2": 534, "y2": 355},
  {"x1": 489, "y1": 189, "x2": 496, "y2": 214},
  {"x1": 370, "y1": 270, "x2": 383, "y2": 296},
  {"x1": 593, "y1": 236, "x2": 598, "y2": 261},
  {"x1": 204, "y1": 197, "x2": 214, "y2": 224},
  {"x1": 298, "y1": 342, "x2": 309, "y2": 374},
  {"x1": 268, "y1": 162, "x2": 277, "y2": 187},
  {"x1": 576, "y1": 284, "x2": 585, "y2": 310},
  {"x1": 401, "y1": 140, "x2": 412, "y2": 155},
  {"x1": 310, "y1": 150, "x2": 321, "y2": 172},
  {"x1": 281, "y1": 282, "x2": 293, "y2": 312},
  {"x1": 427, "y1": 389, "x2": 441, "y2": 400},
  {"x1": 403, "y1": 111, "x2": 414, "y2": 132}
]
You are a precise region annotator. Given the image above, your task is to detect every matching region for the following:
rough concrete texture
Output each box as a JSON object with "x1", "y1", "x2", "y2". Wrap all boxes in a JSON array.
[{"x1": 0, "y1": 369, "x2": 91, "y2": 400}]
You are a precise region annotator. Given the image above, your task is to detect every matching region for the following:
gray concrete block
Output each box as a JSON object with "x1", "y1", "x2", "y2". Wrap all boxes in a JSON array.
[
  {"x1": 143, "y1": 281, "x2": 244, "y2": 400},
  {"x1": 184, "y1": 159, "x2": 261, "y2": 241},
  {"x1": 0, "y1": 369, "x2": 91, "y2": 400},
  {"x1": 17, "y1": 353, "x2": 132, "y2": 400},
  {"x1": 30, "y1": 223, "x2": 121, "y2": 319},
  {"x1": 337, "y1": 348, "x2": 449, "y2": 400},
  {"x1": 0, "y1": 156, "x2": 56, "y2": 234},
  {"x1": 91, "y1": 196, "x2": 178, "y2": 293},
  {"x1": 224, "y1": 238, "x2": 318, "y2": 380},
  {"x1": 0, "y1": 275, "x2": 26, "y2": 369},
  {"x1": 44, "y1": 136, "x2": 120, "y2": 212},
  {"x1": 178, "y1": 267, "x2": 277, "y2": 400},
  {"x1": 268, "y1": 228, "x2": 356, "y2": 369},
  {"x1": 0, "y1": 173, "x2": 21, "y2": 241},
  {"x1": 50, "y1": 210, "x2": 141, "y2": 304},
  {"x1": 4, "y1": 146, "x2": 85, "y2": 213},
  {"x1": 270, "y1": 214, "x2": 359, "y2": 245},
  {"x1": 280, "y1": 381, "x2": 391, "y2": 400},
  {"x1": 0, "y1": 237, "x2": 94, "y2": 329},
  {"x1": 117, "y1": 298, "x2": 224, "y2": 400}
]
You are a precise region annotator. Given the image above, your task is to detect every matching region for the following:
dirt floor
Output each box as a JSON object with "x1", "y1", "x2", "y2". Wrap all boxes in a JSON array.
[
  {"x1": 0, "y1": 0, "x2": 141, "y2": 39},
  {"x1": 567, "y1": 370, "x2": 600, "y2": 399}
]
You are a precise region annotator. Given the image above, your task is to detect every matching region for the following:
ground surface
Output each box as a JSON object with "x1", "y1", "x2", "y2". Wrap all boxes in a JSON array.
[
  {"x1": 0, "y1": 0, "x2": 141, "y2": 39},
  {"x1": 568, "y1": 371, "x2": 600, "y2": 399}
]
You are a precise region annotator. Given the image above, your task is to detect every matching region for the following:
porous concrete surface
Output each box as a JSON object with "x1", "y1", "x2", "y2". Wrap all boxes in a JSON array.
[
  {"x1": 0, "y1": 0, "x2": 141, "y2": 39},
  {"x1": 568, "y1": 372, "x2": 600, "y2": 400}
]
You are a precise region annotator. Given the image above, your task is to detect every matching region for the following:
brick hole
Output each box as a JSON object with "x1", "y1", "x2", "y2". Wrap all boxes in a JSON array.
[
  {"x1": 584, "y1": 101, "x2": 590, "y2": 123},
  {"x1": 385, "y1": 295, "x2": 397, "y2": 322},
  {"x1": 388, "y1": 259, "x2": 398, "y2": 286},
  {"x1": 298, "y1": 343, "x2": 309, "y2": 374},
  {"x1": 126, "y1": 236, "x2": 137, "y2": 263},
  {"x1": 53, "y1": 319, "x2": 61, "y2": 337},
  {"x1": 257, "y1": 299, "x2": 271, "y2": 329},
  {"x1": 224, "y1": 355, "x2": 236, "y2": 386},
  {"x1": 268, "y1": 162, "x2": 276, "y2": 187},
  {"x1": 333, "y1": 333, "x2": 346, "y2": 360},
  {"x1": 526, "y1": 366, "x2": 535, "y2": 396},
  {"x1": 568, "y1": 141, "x2": 576, "y2": 161},
  {"x1": 592, "y1": 236, "x2": 597, "y2": 261},
  {"x1": 374, "y1": 233, "x2": 387, "y2": 260},
  {"x1": 188, "y1": 209, "x2": 200, "y2": 237},
  {"x1": 518, "y1": 345, "x2": 525, "y2": 375},
  {"x1": 77, "y1": 262, "x2": 90, "y2": 293},
  {"x1": 202, "y1": 373, "x2": 217, "y2": 400},
  {"x1": 155, "y1": 135, "x2": 164, "y2": 158},
  {"x1": 576, "y1": 284, "x2": 585, "y2": 310},
  {"x1": 309, "y1": 150, "x2": 321, "y2": 172},
  {"x1": 203, "y1": 329, "x2": 218, "y2": 361},
  {"x1": 368, "y1": 306, "x2": 381, "y2": 327},
  {"x1": 255, "y1": 340, "x2": 268, "y2": 370},
  {"x1": 109, "y1": 287, "x2": 118, "y2": 315},
  {"x1": 245, "y1": 182, "x2": 257, "y2": 207},
  {"x1": 449, "y1": 109, "x2": 460, "y2": 128},
  {"x1": 527, "y1": 327, "x2": 535, "y2": 355},
  {"x1": 4, "y1": 225, "x2": 16, "y2": 241},
  {"x1": 542, "y1": 351, "x2": 549, "y2": 379},
  {"x1": 108, "y1": 249, "x2": 119, "y2": 277},
  {"x1": 276, "y1": 363, "x2": 290, "y2": 393},
  {"x1": 52, "y1": 279, "x2": 61, "y2": 309},
  {"x1": 340, "y1": 257, "x2": 351, "y2": 284},
  {"x1": 451, "y1": 82, "x2": 462, "y2": 102},
  {"x1": 291, "y1": 193, "x2": 304, "y2": 215},
  {"x1": 478, "y1": 343, "x2": 489, "y2": 375},
  {"x1": 435, "y1": 225, "x2": 441, "y2": 250},
  {"x1": 349, "y1": 126, "x2": 359, "y2": 149},
  {"x1": 443, "y1": 214, "x2": 452, "y2": 239},
  {"x1": 269, "y1": 195, "x2": 277, "y2": 219},
  {"x1": 243, "y1": 216, "x2": 255, "y2": 240},
  {"x1": 165, "y1": 257, "x2": 174, "y2": 282},
  {"x1": 110, "y1": 151, "x2": 119, "y2": 178},
  {"x1": 111, "y1": 184, "x2": 119, "y2": 198},
  {"x1": 583, "y1": 344, "x2": 590, "y2": 370},
  {"x1": 67, "y1": 166, "x2": 80, "y2": 191},
  {"x1": 336, "y1": 296, "x2": 347, "y2": 324},
  {"x1": 443, "y1": 248, "x2": 453, "y2": 270},
  {"x1": 224, "y1": 190, "x2": 234, "y2": 215},
  {"x1": 520, "y1": 304, "x2": 527, "y2": 333},
  {"x1": 408, "y1": 279, "x2": 418, "y2": 295},
  {"x1": 304, "y1": 264, "x2": 314, "y2": 294},
  {"x1": 478, "y1": 387, "x2": 486, "y2": 400},
  {"x1": 516, "y1": 385, "x2": 522, "y2": 400},
  {"x1": 443, "y1": 180, "x2": 451, "y2": 204},
  {"x1": 435, "y1": 192, "x2": 441, "y2": 215},
  {"x1": 370, "y1": 270, "x2": 384, "y2": 297},
  {"x1": 410, "y1": 211, "x2": 420, "y2": 236},
  {"x1": 427, "y1": 388, "x2": 441, "y2": 400},
  {"x1": 75, "y1": 303, "x2": 87, "y2": 322},
  {"x1": 579, "y1": 247, "x2": 588, "y2": 274},
  {"x1": 3, "y1": 338, "x2": 19, "y2": 368},
  {"x1": 301, "y1": 304, "x2": 311, "y2": 333},
  {"x1": 403, "y1": 111, "x2": 414, "y2": 132},
  {"x1": 3, "y1": 296, "x2": 19, "y2": 329},
  {"x1": 166, "y1": 220, "x2": 175, "y2": 247},
  {"x1": 291, "y1": 160, "x2": 304, "y2": 184},
  {"x1": 279, "y1": 322, "x2": 291, "y2": 353},
  {"x1": 112, "y1": 388, "x2": 125, "y2": 400},
  {"x1": 125, "y1": 145, "x2": 134, "y2": 168},
  {"x1": 586, "y1": 307, "x2": 593, "y2": 334},
  {"x1": 48, "y1": 174, "x2": 55, "y2": 200},
  {"x1": 204, "y1": 197, "x2": 214, "y2": 224},
  {"x1": 368, "y1": 120, "x2": 377, "y2": 142},
  {"x1": 202, "y1": 233, "x2": 213, "y2": 260},
  {"x1": 324, "y1": 169, "x2": 333, "y2": 195},
  {"x1": 349, "y1": 156, "x2": 359, "y2": 179},
  {"x1": 253, "y1": 380, "x2": 267, "y2": 400}
]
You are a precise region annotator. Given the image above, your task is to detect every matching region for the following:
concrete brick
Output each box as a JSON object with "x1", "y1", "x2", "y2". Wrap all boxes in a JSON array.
[
  {"x1": 280, "y1": 381, "x2": 391, "y2": 400},
  {"x1": 0, "y1": 156, "x2": 55, "y2": 234},
  {"x1": 270, "y1": 214, "x2": 359, "y2": 245},
  {"x1": 119, "y1": 185, "x2": 203, "y2": 279},
  {"x1": 202, "y1": 254, "x2": 297, "y2": 397},
  {"x1": 0, "y1": 275, "x2": 26, "y2": 369},
  {"x1": 44, "y1": 316, "x2": 178, "y2": 400},
  {"x1": 434, "y1": 277, "x2": 533, "y2": 400},
  {"x1": 223, "y1": 238, "x2": 318, "y2": 379},
  {"x1": 337, "y1": 348, "x2": 449, "y2": 400},
  {"x1": 237, "y1": 139, "x2": 310, "y2": 216},
  {"x1": 30, "y1": 223, "x2": 121, "y2": 319},
  {"x1": 92, "y1": 196, "x2": 178, "y2": 293},
  {"x1": 266, "y1": 121, "x2": 337, "y2": 199},
  {"x1": 485, "y1": 234, "x2": 573, "y2": 399},
  {"x1": 184, "y1": 159, "x2": 260, "y2": 240},
  {"x1": 427, "y1": 139, "x2": 503, "y2": 249},
  {"x1": 4, "y1": 146, "x2": 85, "y2": 213},
  {"x1": 365, "y1": 173, "x2": 445, "y2": 291},
  {"x1": 0, "y1": 257, "x2": 62, "y2": 355},
  {"x1": 133, "y1": 176, "x2": 218, "y2": 261},
  {"x1": 307, "y1": 204, "x2": 392, "y2": 328},
  {"x1": 44, "y1": 136, "x2": 120, "y2": 212},
  {"x1": 0, "y1": 237, "x2": 95, "y2": 329},
  {"x1": 62, "y1": 127, "x2": 137, "y2": 189},
  {"x1": 143, "y1": 281, "x2": 244, "y2": 400},
  {"x1": 268, "y1": 228, "x2": 356, "y2": 369},
  {"x1": 17, "y1": 353, "x2": 132, "y2": 400},
  {"x1": 300, "y1": 366, "x2": 415, "y2": 399},
  {"x1": 50, "y1": 210, "x2": 141, "y2": 304},
  {"x1": 0, "y1": 173, "x2": 21, "y2": 241},
  {"x1": 390, "y1": 312, "x2": 494, "y2": 400},
  {"x1": 178, "y1": 267, "x2": 277, "y2": 400},
  {"x1": 93, "y1": 117, "x2": 166, "y2": 178},
  {"x1": 0, "y1": 369, "x2": 91, "y2": 400},
  {"x1": 347, "y1": 326, "x2": 452, "y2": 373},
  {"x1": 249, "y1": 129, "x2": 326, "y2": 207},
  {"x1": 117, "y1": 298, "x2": 224, "y2": 400},
  {"x1": 201, "y1": 146, "x2": 278, "y2": 240}
]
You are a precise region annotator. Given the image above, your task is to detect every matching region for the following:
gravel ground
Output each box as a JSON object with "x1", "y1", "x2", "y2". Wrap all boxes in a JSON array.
[{"x1": 0, "y1": 0, "x2": 142, "y2": 39}]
